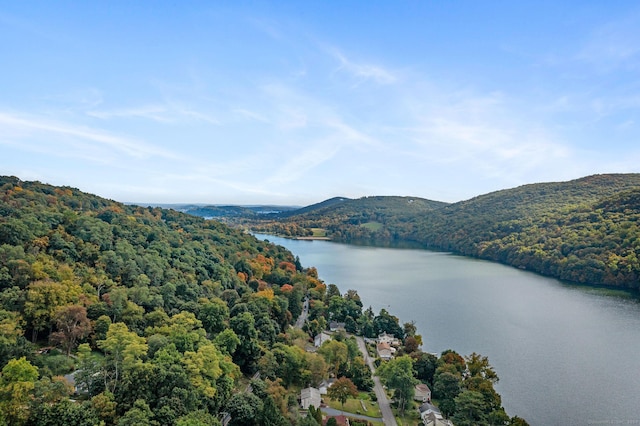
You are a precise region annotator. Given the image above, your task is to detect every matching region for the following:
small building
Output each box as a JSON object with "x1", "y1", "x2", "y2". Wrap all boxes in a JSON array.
[
  {"x1": 329, "y1": 321, "x2": 346, "y2": 332},
  {"x1": 419, "y1": 402, "x2": 454, "y2": 426},
  {"x1": 377, "y1": 342, "x2": 395, "y2": 360},
  {"x1": 414, "y1": 383, "x2": 432, "y2": 402},
  {"x1": 318, "y1": 378, "x2": 335, "y2": 395},
  {"x1": 300, "y1": 387, "x2": 322, "y2": 410},
  {"x1": 314, "y1": 331, "x2": 332, "y2": 348},
  {"x1": 378, "y1": 332, "x2": 401, "y2": 346}
]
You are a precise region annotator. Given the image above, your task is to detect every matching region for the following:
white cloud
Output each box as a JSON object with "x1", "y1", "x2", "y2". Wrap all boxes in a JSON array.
[
  {"x1": 87, "y1": 102, "x2": 220, "y2": 125},
  {"x1": 0, "y1": 111, "x2": 183, "y2": 161},
  {"x1": 327, "y1": 48, "x2": 397, "y2": 85},
  {"x1": 232, "y1": 108, "x2": 270, "y2": 123}
]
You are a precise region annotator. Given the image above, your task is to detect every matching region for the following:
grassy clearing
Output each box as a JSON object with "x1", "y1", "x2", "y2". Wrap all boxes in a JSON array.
[
  {"x1": 359, "y1": 222, "x2": 383, "y2": 231},
  {"x1": 310, "y1": 228, "x2": 327, "y2": 237},
  {"x1": 326, "y1": 395, "x2": 382, "y2": 419}
]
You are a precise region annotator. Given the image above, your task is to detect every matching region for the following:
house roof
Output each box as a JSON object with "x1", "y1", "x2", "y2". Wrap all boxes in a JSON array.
[
  {"x1": 419, "y1": 402, "x2": 441, "y2": 415},
  {"x1": 416, "y1": 383, "x2": 431, "y2": 393},
  {"x1": 301, "y1": 387, "x2": 321, "y2": 399}
]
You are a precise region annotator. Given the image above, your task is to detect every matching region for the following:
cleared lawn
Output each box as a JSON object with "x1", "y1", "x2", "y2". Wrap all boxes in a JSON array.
[
  {"x1": 359, "y1": 222, "x2": 383, "y2": 231},
  {"x1": 326, "y1": 394, "x2": 382, "y2": 419},
  {"x1": 310, "y1": 228, "x2": 327, "y2": 237}
]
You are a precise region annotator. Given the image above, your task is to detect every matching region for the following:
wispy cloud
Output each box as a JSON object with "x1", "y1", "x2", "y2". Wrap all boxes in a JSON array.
[
  {"x1": 232, "y1": 108, "x2": 270, "y2": 123},
  {"x1": 326, "y1": 47, "x2": 397, "y2": 85},
  {"x1": 576, "y1": 12, "x2": 640, "y2": 71},
  {"x1": 0, "y1": 111, "x2": 182, "y2": 160},
  {"x1": 87, "y1": 102, "x2": 220, "y2": 125}
]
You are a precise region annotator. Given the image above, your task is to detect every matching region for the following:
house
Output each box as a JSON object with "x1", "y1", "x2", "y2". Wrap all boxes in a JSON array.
[
  {"x1": 414, "y1": 383, "x2": 431, "y2": 402},
  {"x1": 314, "y1": 331, "x2": 332, "y2": 348},
  {"x1": 318, "y1": 378, "x2": 335, "y2": 395},
  {"x1": 419, "y1": 402, "x2": 454, "y2": 426},
  {"x1": 377, "y1": 342, "x2": 395, "y2": 360},
  {"x1": 329, "y1": 321, "x2": 346, "y2": 332},
  {"x1": 377, "y1": 332, "x2": 401, "y2": 346},
  {"x1": 300, "y1": 387, "x2": 322, "y2": 410}
]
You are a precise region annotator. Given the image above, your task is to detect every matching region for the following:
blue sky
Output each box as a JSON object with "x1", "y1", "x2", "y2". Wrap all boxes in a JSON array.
[{"x1": 2, "y1": 1, "x2": 640, "y2": 205}]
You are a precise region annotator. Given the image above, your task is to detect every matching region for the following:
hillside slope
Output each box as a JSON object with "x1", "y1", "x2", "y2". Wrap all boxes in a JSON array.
[
  {"x1": 251, "y1": 195, "x2": 449, "y2": 238},
  {"x1": 259, "y1": 174, "x2": 640, "y2": 289}
]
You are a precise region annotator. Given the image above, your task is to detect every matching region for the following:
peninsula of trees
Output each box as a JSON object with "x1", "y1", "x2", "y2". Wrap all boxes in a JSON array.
[
  {"x1": 0, "y1": 176, "x2": 525, "y2": 425},
  {"x1": 242, "y1": 174, "x2": 640, "y2": 290}
]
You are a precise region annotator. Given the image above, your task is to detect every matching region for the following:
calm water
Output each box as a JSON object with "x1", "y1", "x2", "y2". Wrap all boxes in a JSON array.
[{"x1": 256, "y1": 234, "x2": 640, "y2": 426}]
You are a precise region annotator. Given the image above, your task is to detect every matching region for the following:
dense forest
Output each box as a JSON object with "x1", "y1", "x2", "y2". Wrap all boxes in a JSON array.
[
  {"x1": 249, "y1": 174, "x2": 640, "y2": 290},
  {"x1": 0, "y1": 176, "x2": 524, "y2": 425}
]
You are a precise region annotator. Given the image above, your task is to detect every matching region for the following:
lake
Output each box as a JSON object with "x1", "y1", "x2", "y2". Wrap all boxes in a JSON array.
[{"x1": 256, "y1": 234, "x2": 640, "y2": 426}]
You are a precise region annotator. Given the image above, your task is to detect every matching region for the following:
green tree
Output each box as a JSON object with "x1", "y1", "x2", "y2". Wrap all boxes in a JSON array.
[
  {"x1": 260, "y1": 395, "x2": 288, "y2": 426},
  {"x1": 213, "y1": 328, "x2": 240, "y2": 355},
  {"x1": 91, "y1": 391, "x2": 117, "y2": 425},
  {"x1": 326, "y1": 417, "x2": 338, "y2": 426},
  {"x1": 452, "y1": 390, "x2": 489, "y2": 426},
  {"x1": 29, "y1": 399, "x2": 102, "y2": 426},
  {"x1": 24, "y1": 279, "x2": 81, "y2": 341},
  {"x1": 229, "y1": 312, "x2": 261, "y2": 374},
  {"x1": 466, "y1": 352, "x2": 498, "y2": 383},
  {"x1": 0, "y1": 357, "x2": 39, "y2": 425},
  {"x1": 307, "y1": 405, "x2": 322, "y2": 424},
  {"x1": 118, "y1": 398, "x2": 156, "y2": 426},
  {"x1": 318, "y1": 340, "x2": 348, "y2": 375},
  {"x1": 225, "y1": 392, "x2": 263, "y2": 426},
  {"x1": 344, "y1": 356, "x2": 373, "y2": 391},
  {"x1": 97, "y1": 322, "x2": 148, "y2": 393},
  {"x1": 182, "y1": 342, "x2": 239, "y2": 399},
  {"x1": 413, "y1": 351, "x2": 438, "y2": 386},
  {"x1": 377, "y1": 355, "x2": 417, "y2": 416},
  {"x1": 176, "y1": 410, "x2": 221, "y2": 426},
  {"x1": 197, "y1": 298, "x2": 229, "y2": 335},
  {"x1": 327, "y1": 376, "x2": 358, "y2": 412},
  {"x1": 433, "y1": 366, "x2": 463, "y2": 418}
]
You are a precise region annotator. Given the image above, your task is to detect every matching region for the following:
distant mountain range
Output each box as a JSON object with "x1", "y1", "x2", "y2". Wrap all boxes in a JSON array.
[{"x1": 186, "y1": 174, "x2": 640, "y2": 290}]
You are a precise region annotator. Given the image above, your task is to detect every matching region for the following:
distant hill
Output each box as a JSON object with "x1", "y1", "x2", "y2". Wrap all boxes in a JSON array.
[
  {"x1": 277, "y1": 196, "x2": 353, "y2": 217},
  {"x1": 251, "y1": 174, "x2": 640, "y2": 289},
  {"x1": 281, "y1": 195, "x2": 448, "y2": 219},
  {"x1": 138, "y1": 203, "x2": 300, "y2": 219},
  {"x1": 249, "y1": 195, "x2": 449, "y2": 239}
]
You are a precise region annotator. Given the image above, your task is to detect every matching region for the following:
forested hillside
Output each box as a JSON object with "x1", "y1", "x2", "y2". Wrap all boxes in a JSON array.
[
  {"x1": 251, "y1": 174, "x2": 640, "y2": 289},
  {"x1": 0, "y1": 176, "x2": 524, "y2": 425},
  {"x1": 0, "y1": 176, "x2": 315, "y2": 425},
  {"x1": 251, "y1": 196, "x2": 448, "y2": 238}
]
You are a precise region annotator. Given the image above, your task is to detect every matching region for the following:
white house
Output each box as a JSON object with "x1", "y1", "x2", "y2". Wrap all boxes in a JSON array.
[
  {"x1": 378, "y1": 332, "x2": 401, "y2": 346},
  {"x1": 314, "y1": 331, "x2": 332, "y2": 347},
  {"x1": 419, "y1": 402, "x2": 454, "y2": 426},
  {"x1": 318, "y1": 378, "x2": 335, "y2": 395},
  {"x1": 300, "y1": 387, "x2": 322, "y2": 410},
  {"x1": 414, "y1": 383, "x2": 431, "y2": 402}
]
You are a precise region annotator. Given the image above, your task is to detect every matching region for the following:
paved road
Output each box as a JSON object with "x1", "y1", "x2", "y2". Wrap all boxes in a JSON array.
[
  {"x1": 295, "y1": 297, "x2": 309, "y2": 329},
  {"x1": 355, "y1": 336, "x2": 398, "y2": 426}
]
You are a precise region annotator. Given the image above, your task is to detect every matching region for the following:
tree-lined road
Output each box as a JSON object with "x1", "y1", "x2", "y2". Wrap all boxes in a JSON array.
[{"x1": 355, "y1": 336, "x2": 397, "y2": 426}]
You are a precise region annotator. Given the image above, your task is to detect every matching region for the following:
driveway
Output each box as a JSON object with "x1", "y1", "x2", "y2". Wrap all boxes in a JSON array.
[
  {"x1": 295, "y1": 297, "x2": 309, "y2": 329},
  {"x1": 355, "y1": 336, "x2": 398, "y2": 426}
]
